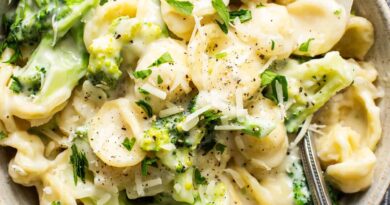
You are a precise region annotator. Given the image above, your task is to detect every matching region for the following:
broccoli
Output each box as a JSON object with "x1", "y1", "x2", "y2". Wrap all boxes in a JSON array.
[
  {"x1": 287, "y1": 159, "x2": 313, "y2": 205},
  {"x1": 1, "y1": 0, "x2": 98, "y2": 62},
  {"x1": 140, "y1": 113, "x2": 186, "y2": 151},
  {"x1": 8, "y1": 25, "x2": 88, "y2": 119},
  {"x1": 276, "y1": 52, "x2": 356, "y2": 133},
  {"x1": 172, "y1": 168, "x2": 228, "y2": 205},
  {"x1": 86, "y1": 17, "x2": 162, "y2": 89}
]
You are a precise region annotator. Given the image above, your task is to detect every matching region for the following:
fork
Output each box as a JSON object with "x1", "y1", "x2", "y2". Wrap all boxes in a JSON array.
[{"x1": 299, "y1": 131, "x2": 333, "y2": 205}]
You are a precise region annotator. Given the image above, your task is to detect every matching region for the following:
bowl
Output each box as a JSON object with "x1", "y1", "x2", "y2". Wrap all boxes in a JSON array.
[{"x1": 0, "y1": 0, "x2": 389, "y2": 204}]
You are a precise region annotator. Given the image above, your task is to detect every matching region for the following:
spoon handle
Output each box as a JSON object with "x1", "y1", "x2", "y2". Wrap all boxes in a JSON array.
[{"x1": 299, "y1": 131, "x2": 333, "y2": 205}]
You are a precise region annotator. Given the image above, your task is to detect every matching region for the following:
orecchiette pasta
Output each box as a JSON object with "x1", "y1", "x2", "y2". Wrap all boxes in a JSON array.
[
  {"x1": 333, "y1": 16, "x2": 375, "y2": 60},
  {"x1": 188, "y1": 23, "x2": 264, "y2": 103},
  {"x1": 0, "y1": 0, "x2": 383, "y2": 204},
  {"x1": 88, "y1": 99, "x2": 146, "y2": 167},
  {"x1": 133, "y1": 38, "x2": 192, "y2": 112},
  {"x1": 84, "y1": 0, "x2": 138, "y2": 49}
]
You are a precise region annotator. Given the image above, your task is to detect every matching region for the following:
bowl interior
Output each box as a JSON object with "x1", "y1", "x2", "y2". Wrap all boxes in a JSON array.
[{"x1": 0, "y1": 0, "x2": 390, "y2": 205}]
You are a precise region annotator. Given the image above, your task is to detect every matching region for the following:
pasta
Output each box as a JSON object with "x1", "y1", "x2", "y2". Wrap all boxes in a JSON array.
[{"x1": 0, "y1": 0, "x2": 382, "y2": 204}]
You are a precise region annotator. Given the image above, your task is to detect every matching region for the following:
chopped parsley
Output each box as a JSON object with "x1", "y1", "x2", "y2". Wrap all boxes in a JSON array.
[
  {"x1": 70, "y1": 144, "x2": 88, "y2": 185},
  {"x1": 299, "y1": 38, "x2": 314, "y2": 52},
  {"x1": 122, "y1": 137, "x2": 136, "y2": 152},
  {"x1": 157, "y1": 75, "x2": 163, "y2": 84},
  {"x1": 212, "y1": 0, "x2": 230, "y2": 33},
  {"x1": 0, "y1": 131, "x2": 7, "y2": 140},
  {"x1": 215, "y1": 143, "x2": 226, "y2": 153},
  {"x1": 136, "y1": 100, "x2": 153, "y2": 117},
  {"x1": 166, "y1": 0, "x2": 194, "y2": 16},
  {"x1": 260, "y1": 70, "x2": 288, "y2": 103},
  {"x1": 271, "y1": 40, "x2": 275, "y2": 50},
  {"x1": 333, "y1": 9, "x2": 342, "y2": 16},
  {"x1": 148, "y1": 52, "x2": 174, "y2": 68},
  {"x1": 215, "y1": 52, "x2": 227, "y2": 59},
  {"x1": 141, "y1": 157, "x2": 158, "y2": 176},
  {"x1": 138, "y1": 87, "x2": 149, "y2": 95},
  {"x1": 51, "y1": 201, "x2": 61, "y2": 205},
  {"x1": 9, "y1": 76, "x2": 23, "y2": 93},
  {"x1": 229, "y1": 9, "x2": 252, "y2": 23},
  {"x1": 216, "y1": 20, "x2": 228, "y2": 34},
  {"x1": 194, "y1": 168, "x2": 207, "y2": 185},
  {"x1": 133, "y1": 69, "x2": 152, "y2": 80},
  {"x1": 256, "y1": 3, "x2": 265, "y2": 8}
]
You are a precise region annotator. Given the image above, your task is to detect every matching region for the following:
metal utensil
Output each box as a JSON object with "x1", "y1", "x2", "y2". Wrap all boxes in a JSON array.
[{"x1": 299, "y1": 131, "x2": 333, "y2": 205}]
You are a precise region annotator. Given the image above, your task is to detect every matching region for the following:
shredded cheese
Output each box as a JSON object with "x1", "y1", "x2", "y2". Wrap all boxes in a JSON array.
[
  {"x1": 182, "y1": 105, "x2": 212, "y2": 131},
  {"x1": 160, "y1": 143, "x2": 176, "y2": 151},
  {"x1": 134, "y1": 168, "x2": 145, "y2": 196},
  {"x1": 215, "y1": 125, "x2": 245, "y2": 130},
  {"x1": 275, "y1": 80, "x2": 287, "y2": 119},
  {"x1": 290, "y1": 115, "x2": 313, "y2": 148},
  {"x1": 159, "y1": 106, "x2": 184, "y2": 118},
  {"x1": 142, "y1": 177, "x2": 162, "y2": 188},
  {"x1": 141, "y1": 84, "x2": 167, "y2": 100}
]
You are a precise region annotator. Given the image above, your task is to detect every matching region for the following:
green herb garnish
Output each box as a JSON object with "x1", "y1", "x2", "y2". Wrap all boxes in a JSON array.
[
  {"x1": 260, "y1": 70, "x2": 288, "y2": 103},
  {"x1": 194, "y1": 168, "x2": 207, "y2": 185},
  {"x1": 215, "y1": 143, "x2": 226, "y2": 153},
  {"x1": 133, "y1": 69, "x2": 152, "y2": 80},
  {"x1": 229, "y1": 9, "x2": 252, "y2": 23},
  {"x1": 136, "y1": 100, "x2": 153, "y2": 117},
  {"x1": 299, "y1": 38, "x2": 314, "y2": 52},
  {"x1": 148, "y1": 52, "x2": 174, "y2": 68},
  {"x1": 141, "y1": 157, "x2": 158, "y2": 176},
  {"x1": 70, "y1": 144, "x2": 88, "y2": 185},
  {"x1": 166, "y1": 0, "x2": 194, "y2": 16},
  {"x1": 122, "y1": 138, "x2": 136, "y2": 152},
  {"x1": 0, "y1": 131, "x2": 7, "y2": 140},
  {"x1": 157, "y1": 75, "x2": 163, "y2": 84},
  {"x1": 212, "y1": 0, "x2": 230, "y2": 33}
]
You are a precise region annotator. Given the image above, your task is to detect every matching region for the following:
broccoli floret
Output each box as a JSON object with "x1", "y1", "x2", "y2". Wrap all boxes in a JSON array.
[
  {"x1": 7, "y1": 25, "x2": 88, "y2": 119},
  {"x1": 86, "y1": 35, "x2": 123, "y2": 89},
  {"x1": 3, "y1": 0, "x2": 97, "y2": 43},
  {"x1": 277, "y1": 52, "x2": 356, "y2": 133},
  {"x1": 86, "y1": 17, "x2": 162, "y2": 89},
  {"x1": 173, "y1": 168, "x2": 228, "y2": 205},
  {"x1": 287, "y1": 159, "x2": 313, "y2": 205},
  {"x1": 0, "y1": 0, "x2": 97, "y2": 62},
  {"x1": 140, "y1": 113, "x2": 186, "y2": 151}
]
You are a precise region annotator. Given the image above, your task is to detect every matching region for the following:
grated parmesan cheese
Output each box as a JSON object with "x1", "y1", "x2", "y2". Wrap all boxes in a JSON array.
[
  {"x1": 135, "y1": 168, "x2": 145, "y2": 196},
  {"x1": 290, "y1": 115, "x2": 313, "y2": 148},
  {"x1": 141, "y1": 84, "x2": 167, "y2": 100},
  {"x1": 142, "y1": 177, "x2": 162, "y2": 188},
  {"x1": 159, "y1": 106, "x2": 184, "y2": 118},
  {"x1": 182, "y1": 105, "x2": 212, "y2": 131},
  {"x1": 215, "y1": 125, "x2": 245, "y2": 131}
]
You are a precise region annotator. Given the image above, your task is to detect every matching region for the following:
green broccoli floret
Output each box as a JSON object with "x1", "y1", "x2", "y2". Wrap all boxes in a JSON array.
[
  {"x1": 287, "y1": 159, "x2": 313, "y2": 205},
  {"x1": 140, "y1": 113, "x2": 187, "y2": 151},
  {"x1": 277, "y1": 52, "x2": 356, "y2": 133},
  {"x1": 8, "y1": 25, "x2": 88, "y2": 118},
  {"x1": 86, "y1": 17, "x2": 162, "y2": 89},
  {"x1": 86, "y1": 35, "x2": 123, "y2": 89},
  {"x1": 0, "y1": 0, "x2": 97, "y2": 63}
]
